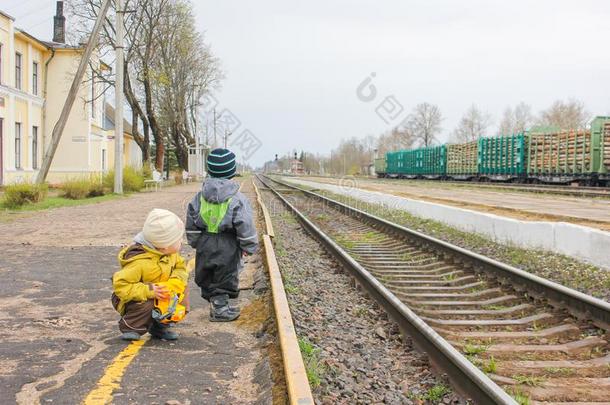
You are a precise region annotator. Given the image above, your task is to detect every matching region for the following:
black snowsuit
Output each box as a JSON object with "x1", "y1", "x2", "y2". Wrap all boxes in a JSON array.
[{"x1": 186, "y1": 178, "x2": 258, "y2": 300}]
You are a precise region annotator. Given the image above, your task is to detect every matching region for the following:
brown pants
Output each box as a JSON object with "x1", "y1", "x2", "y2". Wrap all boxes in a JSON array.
[{"x1": 111, "y1": 294, "x2": 154, "y2": 335}]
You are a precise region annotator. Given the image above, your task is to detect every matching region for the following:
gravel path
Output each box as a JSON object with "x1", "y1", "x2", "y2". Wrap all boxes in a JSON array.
[
  {"x1": 260, "y1": 186, "x2": 466, "y2": 405},
  {"x1": 0, "y1": 185, "x2": 201, "y2": 247}
]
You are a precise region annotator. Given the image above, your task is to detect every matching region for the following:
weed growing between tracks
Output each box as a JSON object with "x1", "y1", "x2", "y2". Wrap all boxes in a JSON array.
[
  {"x1": 315, "y1": 190, "x2": 610, "y2": 301},
  {"x1": 298, "y1": 337, "x2": 326, "y2": 388}
]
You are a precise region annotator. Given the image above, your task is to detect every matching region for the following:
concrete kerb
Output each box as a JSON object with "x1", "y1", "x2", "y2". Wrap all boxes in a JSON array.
[
  {"x1": 251, "y1": 178, "x2": 314, "y2": 405},
  {"x1": 282, "y1": 177, "x2": 610, "y2": 270}
]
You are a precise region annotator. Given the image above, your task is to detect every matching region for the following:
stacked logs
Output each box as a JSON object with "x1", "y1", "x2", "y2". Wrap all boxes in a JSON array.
[
  {"x1": 603, "y1": 122, "x2": 610, "y2": 168},
  {"x1": 528, "y1": 130, "x2": 590, "y2": 174},
  {"x1": 447, "y1": 141, "x2": 477, "y2": 175}
]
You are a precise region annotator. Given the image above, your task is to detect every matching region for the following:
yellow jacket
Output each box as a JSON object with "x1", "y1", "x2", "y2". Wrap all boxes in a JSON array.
[{"x1": 112, "y1": 244, "x2": 188, "y2": 315}]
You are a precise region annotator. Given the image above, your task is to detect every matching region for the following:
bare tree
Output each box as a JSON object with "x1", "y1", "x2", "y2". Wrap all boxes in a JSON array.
[
  {"x1": 152, "y1": 0, "x2": 223, "y2": 169},
  {"x1": 405, "y1": 102, "x2": 442, "y2": 147},
  {"x1": 537, "y1": 99, "x2": 590, "y2": 130},
  {"x1": 68, "y1": 0, "x2": 223, "y2": 172},
  {"x1": 453, "y1": 104, "x2": 492, "y2": 142},
  {"x1": 376, "y1": 126, "x2": 415, "y2": 154},
  {"x1": 68, "y1": 0, "x2": 157, "y2": 165},
  {"x1": 498, "y1": 102, "x2": 534, "y2": 135}
]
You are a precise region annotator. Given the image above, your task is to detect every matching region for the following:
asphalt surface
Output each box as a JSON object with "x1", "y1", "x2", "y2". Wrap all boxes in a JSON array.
[{"x1": 0, "y1": 183, "x2": 273, "y2": 405}]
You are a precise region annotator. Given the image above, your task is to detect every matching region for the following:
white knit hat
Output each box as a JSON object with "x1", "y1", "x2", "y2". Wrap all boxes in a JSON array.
[{"x1": 142, "y1": 209, "x2": 184, "y2": 249}]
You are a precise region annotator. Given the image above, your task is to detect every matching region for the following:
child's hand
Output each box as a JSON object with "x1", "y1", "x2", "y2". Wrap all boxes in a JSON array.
[{"x1": 153, "y1": 284, "x2": 170, "y2": 300}]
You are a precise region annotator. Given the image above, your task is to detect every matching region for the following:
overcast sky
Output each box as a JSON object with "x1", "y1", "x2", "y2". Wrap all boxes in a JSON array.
[{"x1": 7, "y1": 0, "x2": 610, "y2": 166}]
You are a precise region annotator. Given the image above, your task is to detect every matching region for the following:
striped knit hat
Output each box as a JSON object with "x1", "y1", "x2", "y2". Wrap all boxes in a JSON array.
[{"x1": 207, "y1": 148, "x2": 237, "y2": 179}]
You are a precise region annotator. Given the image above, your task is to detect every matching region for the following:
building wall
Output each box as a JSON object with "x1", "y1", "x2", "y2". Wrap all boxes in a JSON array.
[
  {"x1": 0, "y1": 18, "x2": 47, "y2": 184},
  {"x1": 106, "y1": 133, "x2": 143, "y2": 171},
  {"x1": 0, "y1": 11, "x2": 141, "y2": 186}
]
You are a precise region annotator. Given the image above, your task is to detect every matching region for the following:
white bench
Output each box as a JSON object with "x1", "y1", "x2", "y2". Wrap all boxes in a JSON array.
[
  {"x1": 145, "y1": 171, "x2": 165, "y2": 191},
  {"x1": 144, "y1": 179, "x2": 163, "y2": 192}
]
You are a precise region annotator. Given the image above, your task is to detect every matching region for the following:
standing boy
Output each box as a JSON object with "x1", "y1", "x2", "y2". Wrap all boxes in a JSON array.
[
  {"x1": 186, "y1": 148, "x2": 258, "y2": 321},
  {"x1": 112, "y1": 208, "x2": 188, "y2": 340}
]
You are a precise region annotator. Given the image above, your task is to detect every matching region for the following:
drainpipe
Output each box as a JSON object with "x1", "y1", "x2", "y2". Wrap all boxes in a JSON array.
[{"x1": 41, "y1": 48, "x2": 56, "y2": 158}]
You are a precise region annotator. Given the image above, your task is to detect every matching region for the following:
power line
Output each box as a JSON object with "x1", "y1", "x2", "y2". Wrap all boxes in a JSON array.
[
  {"x1": 15, "y1": 1, "x2": 53, "y2": 22},
  {"x1": 23, "y1": 16, "x2": 52, "y2": 32},
  {"x1": 5, "y1": 0, "x2": 44, "y2": 14}
]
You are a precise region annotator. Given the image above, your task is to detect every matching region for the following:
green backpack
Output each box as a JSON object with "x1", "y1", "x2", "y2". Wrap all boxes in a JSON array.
[{"x1": 199, "y1": 196, "x2": 232, "y2": 234}]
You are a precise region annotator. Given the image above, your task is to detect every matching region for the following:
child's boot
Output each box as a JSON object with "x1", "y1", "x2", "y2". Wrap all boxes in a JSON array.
[
  {"x1": 209, "y1": 294, "x2": 240, "y2": 322},
  {"x1": 149, "y1": 321, "x2": 179, "y2": 340},
  {"x1": 121, "y1": 332, "x2": 141, "y2": 341}
]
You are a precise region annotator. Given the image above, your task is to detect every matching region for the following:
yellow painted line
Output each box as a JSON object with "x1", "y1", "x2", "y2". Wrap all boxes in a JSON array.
[
  {"x1": 84, "y1": 259, "x2": 193, "y2": 404},
  {"x1": 82, "y1": 338, "x2": 148, "y2": 405}
]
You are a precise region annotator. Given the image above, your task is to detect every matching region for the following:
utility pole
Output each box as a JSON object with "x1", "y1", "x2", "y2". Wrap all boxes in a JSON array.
[
  {"x1": 36, "y1": 0, "x2": 112, "y2": 183},
  {"x1": 213, "y1": 108, "x2": 217, "y2": 147},
  {"x1": 114, "y1": 0, "x2": 125, "y2": 193},
  {"x1": 223, "y1": 129, "x2": 232, "y2": 148}
]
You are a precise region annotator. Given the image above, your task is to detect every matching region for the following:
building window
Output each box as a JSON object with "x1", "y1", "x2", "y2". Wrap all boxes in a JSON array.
[
  {"x1": 15, "y1": 123, "x2": 21, "y2": 169},
  {"x1": 32, "y1": 126, "x2": 38, "y2": 169},
  {"x1": 32, "y1": 62, "x2": 38, "y2": 95},
  {"x1": 15, "y1": 53, "x2": 22, "y2": 90}
]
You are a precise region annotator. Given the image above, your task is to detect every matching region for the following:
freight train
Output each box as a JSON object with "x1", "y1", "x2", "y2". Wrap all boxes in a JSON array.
[{"x1": 374, "y1": 116, "x2": 610, "y2": 186}]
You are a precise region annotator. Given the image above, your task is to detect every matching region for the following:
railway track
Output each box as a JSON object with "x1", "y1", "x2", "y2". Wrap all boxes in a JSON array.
[
  {"x1": 298, "y1": 174, "x2": 610, "y2": 198},
  {"x1": 257, "y1": 174, "x2": 610, "y2": 405},
  {"x1": 372, "y1": 177, "x2": 610, "y2": 199}
]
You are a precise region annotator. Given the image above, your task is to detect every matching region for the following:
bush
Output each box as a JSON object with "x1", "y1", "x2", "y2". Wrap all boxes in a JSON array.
[
  {"x1": 2, "y1": 182, "x2": 48, "y2": 208},
  {"x1": 60, "y1": 176, "x2": 105, "y2": 199},
  {"x1": 103, "y1": 166, "x2": 145, "y2": 192},
  {"x1": 87, "y1": 176, "x2": 105, "y2": 197},
  {"x1": 61, "y1": 178, "x2": 90, "y2": 199},
  {"x1": 142, "y1": 164, "x2": 152, "y2": 180}
]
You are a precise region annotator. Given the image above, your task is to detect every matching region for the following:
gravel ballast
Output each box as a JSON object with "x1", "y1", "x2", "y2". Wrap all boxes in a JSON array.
[
  {"x1": 276, "y1": 178, "x2": 610, "y2": 302},
  {"x1": 260, "y1": 187, "x2": 467, "y2": 405}
]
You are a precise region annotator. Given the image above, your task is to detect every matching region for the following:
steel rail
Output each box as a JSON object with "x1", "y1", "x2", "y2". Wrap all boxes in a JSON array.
[
  {"x1": 263, "y1": 175, "x2": 610, "y2": 330},
  {"x1": 257, "y1": 174, "x2": 517, "y2": 405},
  {"x1": 294, "y1": 174, "x2": 610, "y2": 198}
]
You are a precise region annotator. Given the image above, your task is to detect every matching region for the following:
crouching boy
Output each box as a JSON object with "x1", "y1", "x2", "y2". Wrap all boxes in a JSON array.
[
  {"x1": 186, "y1": 148, "x2": 258, "y2": 322},
  {"x1": 112, "y1": 208, "x2": 188, "y2": 341}
]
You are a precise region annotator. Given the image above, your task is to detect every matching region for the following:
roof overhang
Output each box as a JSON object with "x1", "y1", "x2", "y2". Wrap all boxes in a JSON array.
[
  {"x1": 0, "y1": 10, "x2": 15, "y2": 21},
  {"x1": 15, "y1": 29, "x2": 51, "y2": 51}
]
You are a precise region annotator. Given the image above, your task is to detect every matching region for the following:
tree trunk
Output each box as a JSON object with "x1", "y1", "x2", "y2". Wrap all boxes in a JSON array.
[
  {"x1": 124, "y1": 69, "x2": 151, "y2": 165},
  {"x1": 143, "y1": 71, "x2": 164, "y2": 171},
  {"x1": 170, "y1": 122, "x2": 189, "y2": 170},
  {"x1": 142, "y1": 119, "x2": 150, "y2": 166}
]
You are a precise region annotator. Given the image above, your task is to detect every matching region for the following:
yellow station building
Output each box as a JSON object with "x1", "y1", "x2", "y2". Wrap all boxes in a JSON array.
[{"x1": 0, "y1": 3, "x2": 140, "y2": 186}]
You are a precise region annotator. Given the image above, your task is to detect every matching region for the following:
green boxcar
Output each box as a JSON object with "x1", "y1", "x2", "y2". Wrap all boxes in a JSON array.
[
  {"x1": 374, "y1": 157, "x2": 387, "y2": 176},
  {"x1": 414, "y1": 145, "x2": 446, "y2": 175},
  {"x1": 478, "y1": 134, "x2": 526, "y2": 177},
  {"x1": 386, "y1": 146, "x2": 446, "y2": 176},
  {"x1": 590, "y1": 116, "x2": 610, "y2": 177},
  {"x1": 386, "y1": 150, "x2": 408, "y2": 176}
]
